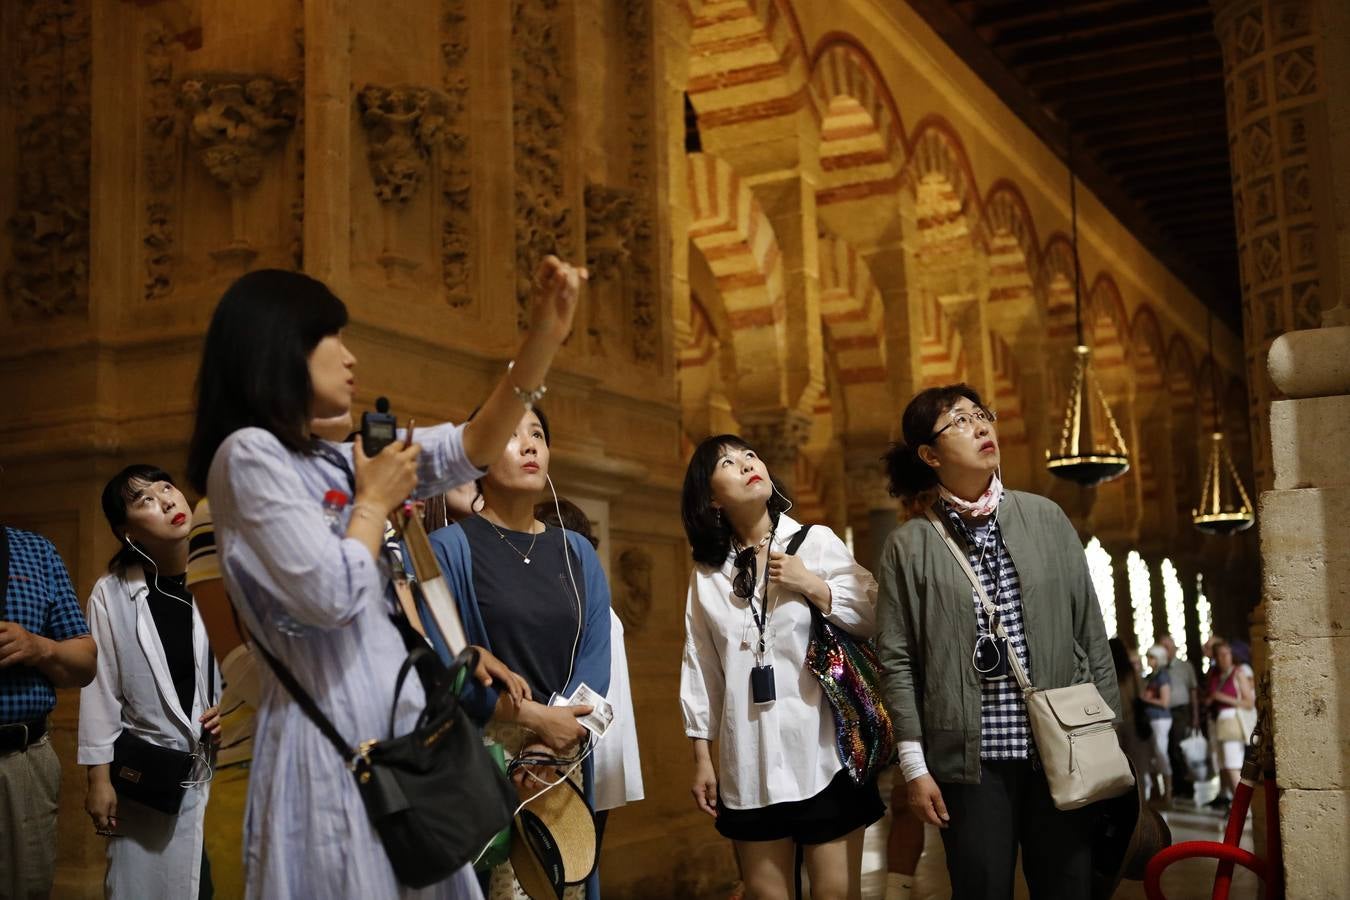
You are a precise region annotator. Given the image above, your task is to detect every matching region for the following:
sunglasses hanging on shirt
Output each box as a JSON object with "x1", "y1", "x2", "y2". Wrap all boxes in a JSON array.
[{"x1": 732, "y1": 528, "x2": 777, "y2": 704}]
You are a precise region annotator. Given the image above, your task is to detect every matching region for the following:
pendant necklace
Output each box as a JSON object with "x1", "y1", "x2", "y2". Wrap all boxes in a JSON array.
[{"x1": 482, "y1": 515, "x2": 540, "y2": 564}]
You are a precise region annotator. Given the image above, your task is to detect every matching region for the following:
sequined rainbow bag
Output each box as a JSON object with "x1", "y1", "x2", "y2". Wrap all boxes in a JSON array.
[{"x1": 788, "y1": 526, "x2": 896, "y2": 784}]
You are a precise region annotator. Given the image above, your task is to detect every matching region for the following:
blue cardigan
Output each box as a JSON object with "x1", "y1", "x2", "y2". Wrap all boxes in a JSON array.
[{"x1": 427, "y1": 521, "x2": 611, "y2": 898}]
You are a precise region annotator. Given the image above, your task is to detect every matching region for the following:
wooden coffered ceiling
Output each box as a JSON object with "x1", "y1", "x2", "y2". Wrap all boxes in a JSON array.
[{"x1": 908, "y1": 0, "x2": 1241, "y2": 332}]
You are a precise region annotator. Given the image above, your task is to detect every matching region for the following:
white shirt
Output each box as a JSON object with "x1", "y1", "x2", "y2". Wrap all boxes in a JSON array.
[
  {"x1": 593, "y1": 610, "x2": 645, "y2": 811},
  {"x1": 679, "y1": 515, "x2": 878, "y2": 809}
]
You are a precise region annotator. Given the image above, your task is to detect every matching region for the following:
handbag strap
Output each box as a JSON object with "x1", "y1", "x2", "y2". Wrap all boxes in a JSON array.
[
  {"x1": 923, "y1": 508, "x2": 1035, "y2": 694},
  {"x1": 251, "y1": 636, "x2": 358, "y2": 765},
  {"x1": 784, "y1": 524, "x2": 813, "y2": 556}
]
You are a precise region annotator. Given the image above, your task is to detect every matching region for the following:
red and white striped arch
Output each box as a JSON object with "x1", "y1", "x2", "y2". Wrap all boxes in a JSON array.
[
  {"x1": 678, "y1": 294, "x2": 720, "y2": 371},
  {"x1": 809, "y1": 37, "x2": 906, "y2": 205},
  {"x1": 1129, "y1": 305, "x2": 1167, "y2": 396},
  {"x1": 817, "y1": 235, "x2": 887, "y2": 386},
  {"x1": 687, "y1": 152, "x2": 785, "y2": 331},
  {"x1": 1086, "y1": 274, "x2": 1131, "y2": 399},
  {"x1": 988, "y1": 333, "x2": 1027, "y2": 447},
  {"x1": 982, "y1": 181, "x2": 1043, "y2": 311},
  {"x1": 1041, "y1": 235, "x2": 1080, "y2": 349},
  {"x1": 919, "y1": 293, "x2": 966, "y2": 388},
  {"x1": 685, "y1": 0, "x2": 809, "y2": 130},
  {"x1": 905, "y1": 117, "x2": 985, "y2": 254}
]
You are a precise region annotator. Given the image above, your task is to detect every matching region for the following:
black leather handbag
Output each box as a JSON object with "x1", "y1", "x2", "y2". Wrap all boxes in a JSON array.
[
  {"x1": 110, "y1": 732, "x2": 196, "y2": 814},
  {"x1": 110, "y1": 660, "x2": 214, "y2": 815},
  {"x1": 254, "y1": 640, "x2": 517, "y2": 888}
]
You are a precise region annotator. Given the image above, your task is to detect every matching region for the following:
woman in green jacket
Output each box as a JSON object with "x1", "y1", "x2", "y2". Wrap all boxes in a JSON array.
[{"x1": 875, "y1": 384, "x2": 1119, "y2": 900}]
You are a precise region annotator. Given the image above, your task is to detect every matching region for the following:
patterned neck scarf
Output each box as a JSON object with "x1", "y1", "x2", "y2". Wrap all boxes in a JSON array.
[{"x1": 939, "y1": 471, "x2": 1003, "y2": 518}]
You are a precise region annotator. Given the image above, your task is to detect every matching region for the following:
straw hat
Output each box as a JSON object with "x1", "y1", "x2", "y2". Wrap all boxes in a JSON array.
[
  {"x1": 509, "y1": 776, "x2": 597, "y2": 900},
  {"x1": 1091, "y1": 759, "x2": 1173, "y2": 898}
]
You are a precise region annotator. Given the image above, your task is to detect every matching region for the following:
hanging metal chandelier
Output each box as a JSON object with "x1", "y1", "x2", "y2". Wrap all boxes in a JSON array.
[
  {"x1": 1192, "y1": 318, "x2": 1255, "y2": 534},
  {"x1": 1045, "y1": 131, "x2": 1130, "y2": 487},
  {"x1": 1047, "y1": 344, "x2": 1131, "y2": 486},
  {"x1": 1192, "y1": 431, "x2": 1255, "y2": 534}
]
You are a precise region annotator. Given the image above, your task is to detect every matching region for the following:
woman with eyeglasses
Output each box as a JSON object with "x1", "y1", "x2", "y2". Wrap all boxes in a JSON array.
[
  {"x1": 679, "y1": 434, "x2": 880, "y2": 900},
  {"x1": 875, "y1": 384, "x2": 1119, "y2": 900},
  {"x1": 79, "y1": 465, "x2": 222, "y2": 899}
]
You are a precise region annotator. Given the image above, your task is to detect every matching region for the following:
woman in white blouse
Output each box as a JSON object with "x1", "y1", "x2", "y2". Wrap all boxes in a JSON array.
[{"x1": 679, "y1": 435, "x2": 881, "y2": 900}]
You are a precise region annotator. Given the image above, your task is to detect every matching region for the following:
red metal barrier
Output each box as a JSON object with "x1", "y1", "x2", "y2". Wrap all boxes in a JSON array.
[{"x1": 1143, "y1": 699, "x2": 1283, "y2": 900}]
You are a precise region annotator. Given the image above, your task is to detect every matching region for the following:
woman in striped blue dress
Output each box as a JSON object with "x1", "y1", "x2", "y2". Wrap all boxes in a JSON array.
[{"x1": 184, "y1": 259, "x2": 586, "y2": 900}]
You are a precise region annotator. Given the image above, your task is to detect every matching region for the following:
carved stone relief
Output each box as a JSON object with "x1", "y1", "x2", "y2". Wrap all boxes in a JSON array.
[
  {"x1": 180, "y1": 75, "x2": 298, "y2": 190},
  {"x1": 4, "y1": 0, "x2": 92, "y2": 320},
  {"x1": 290, "y1": 25, "x2": 305, "y2": 270},
  {"x1": 615, "y1": 547, "x2": 653, "y2": 635},
  {"x1": 358, "y1": 85, "x2": 448, "y2": 205},
  {"x1": 440, "y1": 0, "x2": 472, "y2": 307},
  {"x1": 512, "y1": 0, "x2": 572, "y2": 328},
  {"x1": 143, "y1": 23, "x2": 180, "y2": 300},
  {"x1": 178, "y1": 72, "x2": 298, "y2": 266},
  {"x1": 621, "y1": 0, "x2": 658, "y2": 363}
]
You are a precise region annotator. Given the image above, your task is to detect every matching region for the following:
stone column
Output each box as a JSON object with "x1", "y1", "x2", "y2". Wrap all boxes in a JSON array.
[
  {"x1": 843, "y1": 441, "x2": 899, "y2": 574},
  {"x1": 740, "y1": 409, "x2": 811, "y2": 492},
  {"x1": 1260, "y1": 325, "x2": 1350, "y2": 897},
  {"x1": 1212, "y1": 0, "x2": 1337, "y2": 492}
]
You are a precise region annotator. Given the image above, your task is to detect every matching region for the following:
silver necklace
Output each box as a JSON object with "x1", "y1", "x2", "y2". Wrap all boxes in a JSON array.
[{"x1": 482, "y1": 515, "x2": 541, "y2": 565}]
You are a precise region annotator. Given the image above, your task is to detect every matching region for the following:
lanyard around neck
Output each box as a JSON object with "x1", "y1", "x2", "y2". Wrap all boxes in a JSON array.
[{"x1": 738, "y1": 530, "x2": 776, "y2": 655}]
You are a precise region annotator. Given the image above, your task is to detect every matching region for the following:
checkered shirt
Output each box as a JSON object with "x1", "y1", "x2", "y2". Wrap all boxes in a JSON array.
[
  {"x1": 0, "y1": 526, "x2": 90, "y2": 724},
  {"x1": 942, "y1": 501, "x2": 1033, "y2": 760}
]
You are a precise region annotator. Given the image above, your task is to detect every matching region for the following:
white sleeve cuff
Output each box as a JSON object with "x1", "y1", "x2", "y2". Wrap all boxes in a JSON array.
[{"x1": 898, "y1": 740, "x2": 928, "y2": 782}]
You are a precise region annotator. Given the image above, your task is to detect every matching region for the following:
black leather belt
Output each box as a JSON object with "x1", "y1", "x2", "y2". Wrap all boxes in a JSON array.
[{"x1": 0, "y1": 719, "x2": 48, "y2": 755}]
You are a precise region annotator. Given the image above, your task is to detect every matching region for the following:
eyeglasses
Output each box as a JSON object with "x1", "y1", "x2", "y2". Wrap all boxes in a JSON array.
[{"x1": 931, "y1": 407, "x2": 997, "y2": 441}]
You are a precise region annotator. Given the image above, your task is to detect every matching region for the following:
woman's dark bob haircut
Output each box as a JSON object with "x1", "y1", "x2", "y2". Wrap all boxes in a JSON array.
[
  {"x1": 187, "y1": 269, "x2": 348, "y2": 493},
  {"x1": 681, "y1": 434, "x2": 793, "y2": 568},
  {"x1": 101, "y1": 464, "x2": 176, "y2": 573},
  {"x1": 882, "y1": 383, "x2": 989, "y2": 502}
]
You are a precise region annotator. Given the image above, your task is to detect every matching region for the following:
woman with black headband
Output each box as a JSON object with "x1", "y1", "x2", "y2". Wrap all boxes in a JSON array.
[
  {"x1": 679, "y1": 434, "x2": 879, "y2": 900},
  {"x1": 875, "y1": 384, "x2": 1119, "y2": 900}
]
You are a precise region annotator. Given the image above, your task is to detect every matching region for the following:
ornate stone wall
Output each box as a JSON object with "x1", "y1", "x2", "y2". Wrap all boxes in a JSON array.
[{"x1": 0, "y1": 0, "x2": 1271, "y2": 896}]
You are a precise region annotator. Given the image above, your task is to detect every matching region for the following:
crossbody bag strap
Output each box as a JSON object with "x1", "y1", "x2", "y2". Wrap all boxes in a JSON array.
[
  {"x1": 923, "y1": 508, "x2": 1034, "y2": 694},
  {"x1": 784, "y1": 524, "x2": 813, "y2": 556},
  {"x1": 252, "y1": 637, "x2": 356, "y2": 765}
]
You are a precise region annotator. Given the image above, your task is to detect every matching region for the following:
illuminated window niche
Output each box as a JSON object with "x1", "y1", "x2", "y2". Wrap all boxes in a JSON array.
[
  {"x1": 1084, "y1": 537, "x2": 1118, "y2": 640},
  {"x1": 1160, "y1": 559, "x2": 1187, "y2": 661},
  {"x1": 1127, "y1": 551, "x2": 1154, "y2": 670}
]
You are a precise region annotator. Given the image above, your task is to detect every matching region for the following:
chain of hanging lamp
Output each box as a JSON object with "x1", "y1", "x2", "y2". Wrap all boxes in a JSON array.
[{"x1": 1044, "y1": 20, "x2": 1131, "y2": 488}]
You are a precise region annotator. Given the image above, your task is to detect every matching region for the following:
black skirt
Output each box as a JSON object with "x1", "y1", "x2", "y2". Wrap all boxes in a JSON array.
[{"x1": 715, "y1": 768, "x2": 885, "y2": 845}]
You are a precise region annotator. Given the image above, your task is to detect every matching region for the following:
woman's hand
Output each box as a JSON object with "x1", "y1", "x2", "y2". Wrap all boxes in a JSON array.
[
  {"x1": 527, "y1": 256, "x2": 588, "y2": 349},
  {"x1": 86, "y1": 766, "x2": 118, "y2": 834},
  {"x1": 471, "y1": 645, "x2": 531, "y2": 704},
  {"x1": 691, "y1": 758, "x2": 718, "y2": 818},
  {"x1": 353, "y1": 435, "x2": 421, "y2": 518},
  {"x1": 199, "y1": 705, "x2": 223, "y2": 744},
  {"x1": 767, "y1": 551, "x2": 832, "y2": 612},
  {"x1": 907, "y1": 774, "x2": 950, "y2": 829},
  {"x1": 512, "y1": 741, "x2": 568, "y2": 791},
  {"x1": 518, "y1": 701, "x2": 591, "y2": 754}
]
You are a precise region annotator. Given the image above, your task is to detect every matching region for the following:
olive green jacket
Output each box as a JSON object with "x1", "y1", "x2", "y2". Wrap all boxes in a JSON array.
[{"x1": 876, "y1": 490, "x2": 1120, "y2": 784}]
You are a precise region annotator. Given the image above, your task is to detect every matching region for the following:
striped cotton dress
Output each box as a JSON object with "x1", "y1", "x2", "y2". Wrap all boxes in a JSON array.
[{"x1": 208, "y1": 424, "x2": 484, "y2": 900}]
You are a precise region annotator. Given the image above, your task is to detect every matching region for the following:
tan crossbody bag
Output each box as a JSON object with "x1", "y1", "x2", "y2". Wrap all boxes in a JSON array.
[{"x1": 925, "y1": 509, "x2": 1135, "y2": 810}]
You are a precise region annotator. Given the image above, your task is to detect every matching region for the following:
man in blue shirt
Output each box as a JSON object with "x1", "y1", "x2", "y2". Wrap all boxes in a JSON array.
[{"x1": 1, "y1": 525, "x2": 97, "y2": 897}]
